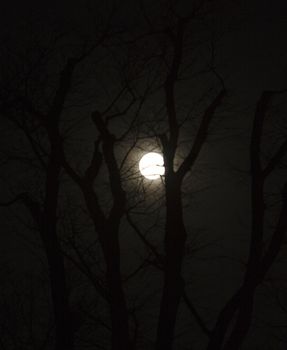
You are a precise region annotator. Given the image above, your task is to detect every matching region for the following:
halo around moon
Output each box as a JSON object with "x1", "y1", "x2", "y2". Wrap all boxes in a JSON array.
[{"x1": 139, "y1": 152, "x2": 165, "y2": 180}]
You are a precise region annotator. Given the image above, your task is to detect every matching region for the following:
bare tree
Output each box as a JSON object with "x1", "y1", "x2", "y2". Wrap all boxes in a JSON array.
[
  {"x1": 207, "y1": 90, "x2": 287, "y2": 350},
  {"x1": 0, "y1": 17, "x2": 117, "y2": 349},
  {"x1": 1, "y1": 2, "x2": 286, "y2": 350}
]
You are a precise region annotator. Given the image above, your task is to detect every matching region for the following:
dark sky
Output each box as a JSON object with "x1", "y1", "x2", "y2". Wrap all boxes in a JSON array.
[
  {"x1": 1, "y1": 0, "x2": 286, "y2": 91},
  {"x1": 1, "y1": 0, "x2": 286, "y2": 295},
  {"x1": 1, "y1": 1, "x2": 287, "y2": 349}
]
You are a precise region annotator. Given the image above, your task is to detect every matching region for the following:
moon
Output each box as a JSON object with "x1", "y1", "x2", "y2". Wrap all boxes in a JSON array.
[{"x1": 139, "y1": 152, "x2": 165, "y2": 180}]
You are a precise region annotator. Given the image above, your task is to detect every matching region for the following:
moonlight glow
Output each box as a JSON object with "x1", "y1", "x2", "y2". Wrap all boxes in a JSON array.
[{"x1": 139, "y1": 152, "x2": 165, "y2": 180}]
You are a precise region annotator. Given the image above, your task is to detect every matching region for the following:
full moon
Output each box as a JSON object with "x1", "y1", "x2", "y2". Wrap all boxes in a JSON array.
[{"x1": 139, "y1": 152, "x2": 165, "y2": 180}]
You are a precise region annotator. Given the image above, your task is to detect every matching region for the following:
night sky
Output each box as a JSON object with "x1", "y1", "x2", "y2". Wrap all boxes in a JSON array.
[{"x1": 0, "y1": 1, "x2": 287, "y2": 350}]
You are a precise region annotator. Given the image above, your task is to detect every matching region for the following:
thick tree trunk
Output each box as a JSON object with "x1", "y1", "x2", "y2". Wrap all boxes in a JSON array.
[
  {"x1": 83, "y1": 188, "x2": 131, "y2": 350},
  {"x1": 41, "y1": 149, "x2": 73, "y2": 350},
  {"x1": 206, "y1": 289, "x2": 241, "y2": 350},
  {"x1": 222, "y1": 284, "x2": 255, "y2": 350},
  {"x1": 103, "y1": 223, "x2": 131, "y2": 350},
  {"x1": 156, "y1": 179, "x2": 186, "y2": 350}
]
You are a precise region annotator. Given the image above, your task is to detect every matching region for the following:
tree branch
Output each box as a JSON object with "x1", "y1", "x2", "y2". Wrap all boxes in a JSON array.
[{"x1": 177, "y1": 88, "x2": 225, "y2": 180}]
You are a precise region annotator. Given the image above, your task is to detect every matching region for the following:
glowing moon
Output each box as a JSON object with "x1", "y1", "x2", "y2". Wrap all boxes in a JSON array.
[{"x1": 139, "y1": 152, "x2": 165, "y2": 180}]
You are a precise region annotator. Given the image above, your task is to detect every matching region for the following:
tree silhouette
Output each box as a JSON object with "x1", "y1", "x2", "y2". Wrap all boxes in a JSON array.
[
  {"x1": 207, "y1": 90, "x2": 287, "y2": 350},
  {"x1": 0, "y1": 1, "x2": 287, "y2": 350}
]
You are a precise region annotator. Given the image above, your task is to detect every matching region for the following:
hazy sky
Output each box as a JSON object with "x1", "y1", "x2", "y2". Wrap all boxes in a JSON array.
[{"x1": 1, "y1": 1, "x2": 287, "y2": 349}]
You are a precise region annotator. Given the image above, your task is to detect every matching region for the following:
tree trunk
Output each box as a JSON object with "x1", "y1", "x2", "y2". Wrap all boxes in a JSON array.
[
  {"x1": 222, "y1": 284, "x2": 255, "y2": 350},
  {"x1": 41, "y1": 149, "x2": 73, "y2": 350},
  {"x1": 104, "y1": 224, "x2": 131, "y2": 350},
  {"x1": 156, "y1": 179, "x2": 186, "y2": 350},
  {"x1": 206, "y1": 288, "x2": 241, "y2": 350},
  {"x1": 83, "y1": 188, "x2": 131, "y2": 350}
]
